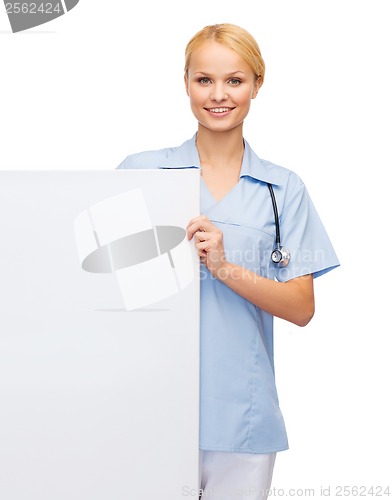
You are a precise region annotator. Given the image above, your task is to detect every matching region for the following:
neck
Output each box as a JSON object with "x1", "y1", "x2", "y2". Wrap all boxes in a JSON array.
[{"x1": 196, "y1": 125, "x2": 244, "y2": 169}]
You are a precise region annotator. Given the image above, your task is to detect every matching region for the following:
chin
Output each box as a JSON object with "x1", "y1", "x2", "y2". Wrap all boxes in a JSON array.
[{"x1": 199, "y1": 121, "x2": 241, "y2": 134}]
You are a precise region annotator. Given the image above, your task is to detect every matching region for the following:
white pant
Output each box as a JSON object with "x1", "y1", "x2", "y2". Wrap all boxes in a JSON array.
[{"x1": 199, "y1": 450, "x2": 276, "y2": 500}]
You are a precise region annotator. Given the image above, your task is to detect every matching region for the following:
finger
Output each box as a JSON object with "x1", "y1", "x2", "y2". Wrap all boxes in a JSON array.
[
  {"x1": 195, "y1": 240, "x2": 210, "y2": 253},
  {"x1": 187, "y1": 224, "x2": 209, "y2": 241},
  {"x1": 188, "y1": 225, "x2": 215, "y2": 241},
  {"x1": 187, "y1": 222, "x2": 203, "y2": 240},
  {"x1": 187, "y1": 215, "x2": 210, "y2": 228},
  {"x1": 186, "y1": 217, "x2": 213, "y2": 239},
  {"x1": 194, "y1": 230, "x2": 208, "y2": 243},
  {"x1": 187, "y1": 224, "x2": 196, "y2": 240}
]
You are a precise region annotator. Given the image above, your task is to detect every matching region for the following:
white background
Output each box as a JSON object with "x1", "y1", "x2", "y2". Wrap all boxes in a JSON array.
[{"x1": 1, "y1": 0, "x2": 391, "y2": 495}]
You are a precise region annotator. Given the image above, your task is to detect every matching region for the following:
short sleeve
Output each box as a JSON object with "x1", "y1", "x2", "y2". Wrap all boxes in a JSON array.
[
  {"x1": 115, "y1": 151, "x2": 167, "y2": 170},
  {"x1": 274, "y1": 172, "x2": 340, "y2": 282},
  {"x1": 116, "y1": 157, "x2": 128, "y2": 169},
  {"x1": 116, "y1": 154, "x2": 150, "y2": 170}
]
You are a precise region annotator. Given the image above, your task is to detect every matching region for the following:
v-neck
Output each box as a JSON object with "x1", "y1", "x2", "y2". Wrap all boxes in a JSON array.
[
  {"x1": 200, "y1": 174, "x2": 242, "y2": 208},
  {"x1": 192, "y1": 138, "x2": 244, "y2": 209}
]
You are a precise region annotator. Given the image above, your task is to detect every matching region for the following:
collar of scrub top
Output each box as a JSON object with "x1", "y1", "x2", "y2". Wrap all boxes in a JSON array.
[{"x1": 157, "y1": 133, "x2": 285, "y2": 187}]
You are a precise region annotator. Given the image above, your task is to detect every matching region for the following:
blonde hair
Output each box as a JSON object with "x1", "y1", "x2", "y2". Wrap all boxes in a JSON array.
[{"x1": 184, "y1": 23, "x2": 265, "y2": 85}]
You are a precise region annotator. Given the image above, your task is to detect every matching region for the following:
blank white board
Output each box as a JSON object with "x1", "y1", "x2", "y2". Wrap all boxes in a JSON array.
[{"x1": 0, "y1": 170, "x2": 200, "y2": 500}]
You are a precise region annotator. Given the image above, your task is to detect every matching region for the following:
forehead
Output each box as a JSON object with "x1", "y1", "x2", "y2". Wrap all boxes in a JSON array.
[{"x1": 188, "y1": 40, "x2": 251, "y2": 74}]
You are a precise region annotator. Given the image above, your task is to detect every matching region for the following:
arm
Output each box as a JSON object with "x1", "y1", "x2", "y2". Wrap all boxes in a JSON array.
[{"x1": 187, "y1": 215, "x2": 315, "y2": 327}]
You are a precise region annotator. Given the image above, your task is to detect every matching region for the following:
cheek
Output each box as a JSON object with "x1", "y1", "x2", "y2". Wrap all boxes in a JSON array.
[
  {"x1": 233, "y1": 92, "x2": 253, "y2": 110},
  {"x1": 188, "y1": 87, "x2": 207, "y2": 105}
]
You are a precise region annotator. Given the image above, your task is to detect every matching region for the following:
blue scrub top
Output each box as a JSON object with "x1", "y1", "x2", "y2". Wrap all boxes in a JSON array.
[{"x1": 118, "y1": 134, "x2": 340, "y2": 454}]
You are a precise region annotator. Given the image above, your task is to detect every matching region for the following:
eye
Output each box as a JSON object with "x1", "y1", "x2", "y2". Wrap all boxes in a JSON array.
[
  {"x1": 198, "y1": 77, "x2": 212, "y2": 85},
  {"x1": 228, "y1": 78, "x2": 241, "y2": 85}
]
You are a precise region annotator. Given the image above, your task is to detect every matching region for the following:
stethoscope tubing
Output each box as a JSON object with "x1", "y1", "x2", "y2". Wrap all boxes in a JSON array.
[{"x1": 267, "y1": 183, "x2": 290, "y2": 267}]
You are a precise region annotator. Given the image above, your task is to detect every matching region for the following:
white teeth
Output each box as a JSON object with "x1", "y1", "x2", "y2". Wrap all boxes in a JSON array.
[{"x1": 210, "y1": 108, "x2": 230, "y2": 113}]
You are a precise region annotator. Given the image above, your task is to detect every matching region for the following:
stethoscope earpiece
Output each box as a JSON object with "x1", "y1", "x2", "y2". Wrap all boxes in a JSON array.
[{"x1": 267, "y1": 183, "x2": 291, "y2": 268}]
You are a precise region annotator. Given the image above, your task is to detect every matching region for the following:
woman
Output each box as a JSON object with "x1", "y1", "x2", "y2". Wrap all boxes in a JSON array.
[{"x1": 118, "y1": 23, "x2": 339, "y2": 500}]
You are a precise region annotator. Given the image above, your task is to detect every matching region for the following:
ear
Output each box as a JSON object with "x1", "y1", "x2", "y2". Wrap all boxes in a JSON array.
[
  {"x1": 252, "y1": 76, "x2": 263, "y2": 99},
  {"x1": 184, "y1": 73, "x2": 190, "y2": 96}
]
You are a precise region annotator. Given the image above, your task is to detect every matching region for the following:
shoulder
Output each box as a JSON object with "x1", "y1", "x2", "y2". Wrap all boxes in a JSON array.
[
  {"x1": 245, "y1": 140, "x2": 304, "y2": 190},
  {"x1": 117, "y1": 146, "x2": 181, "y2": 170},
  {"x1": 116, "y1": 136, "x2": 197, "y2": 170}
]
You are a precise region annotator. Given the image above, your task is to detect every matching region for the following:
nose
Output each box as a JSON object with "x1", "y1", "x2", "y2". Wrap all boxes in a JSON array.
[{"x1": 210, "y1": 83, "x2": 228, "y2": 103}]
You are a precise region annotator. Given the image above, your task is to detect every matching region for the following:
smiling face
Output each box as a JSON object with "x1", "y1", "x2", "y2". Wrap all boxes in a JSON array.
[{"x1": 184, "y1": 40, "x2": 262, "y2": 133}]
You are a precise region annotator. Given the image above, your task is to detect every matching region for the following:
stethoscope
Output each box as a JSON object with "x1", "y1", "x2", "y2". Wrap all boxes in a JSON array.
[{"x1": 267, "y1": 183, "x2": 291, "y2": 267}]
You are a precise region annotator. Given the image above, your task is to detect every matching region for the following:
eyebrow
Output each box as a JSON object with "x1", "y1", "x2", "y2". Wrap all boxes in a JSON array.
[{"x1": 193, "y1": 71, "x2": 246, "y2": 77}]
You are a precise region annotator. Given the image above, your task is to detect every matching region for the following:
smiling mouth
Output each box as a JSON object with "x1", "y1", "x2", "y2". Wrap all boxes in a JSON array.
[{"x1": 205, "y1": 107, "x2": 234, "y2": 114}]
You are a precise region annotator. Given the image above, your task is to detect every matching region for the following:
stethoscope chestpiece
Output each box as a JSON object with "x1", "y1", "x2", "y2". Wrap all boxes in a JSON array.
[{"x1": 271, "y1": 246, "x2": 291, "y2": 268}]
